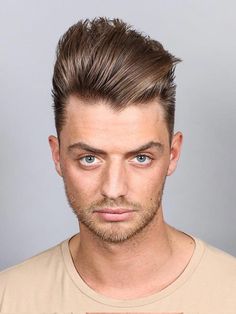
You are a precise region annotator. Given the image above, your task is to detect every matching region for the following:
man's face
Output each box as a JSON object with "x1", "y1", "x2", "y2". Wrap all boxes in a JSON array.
[{"x1": 49, "y1": 96, "x2": 182, "y2": 244}]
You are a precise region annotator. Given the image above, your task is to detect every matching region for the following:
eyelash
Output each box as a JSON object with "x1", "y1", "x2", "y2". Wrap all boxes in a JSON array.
[{"x1": 78, "y1": 154, "x2": 153, "y2": 167}]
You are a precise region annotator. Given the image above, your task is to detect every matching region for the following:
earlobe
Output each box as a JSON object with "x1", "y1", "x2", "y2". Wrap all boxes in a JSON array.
[
  {"x1": 167, "y1": 132, "x2": 183, "y2": 176},
  {"x1": 48, "y1": 135, "x2": 63, "y2": 177}
]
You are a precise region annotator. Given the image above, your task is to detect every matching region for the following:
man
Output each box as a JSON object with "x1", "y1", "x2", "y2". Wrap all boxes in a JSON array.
[{"x1": 0, "y1": 17, "x2": 236, "y2": 313}]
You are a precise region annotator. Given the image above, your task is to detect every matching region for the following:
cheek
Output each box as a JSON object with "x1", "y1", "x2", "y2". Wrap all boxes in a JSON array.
[
  {"x1": 128, "y1": 164, "x2": 167, "y2": 199},
  {"x1": 62, "y1": 161, "x2": 100, "y2": 196}
]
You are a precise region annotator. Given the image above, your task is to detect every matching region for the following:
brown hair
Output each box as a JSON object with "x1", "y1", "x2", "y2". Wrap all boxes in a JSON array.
[{"x1": 52, "y1": 17, "x2": 181, "y2": 140}]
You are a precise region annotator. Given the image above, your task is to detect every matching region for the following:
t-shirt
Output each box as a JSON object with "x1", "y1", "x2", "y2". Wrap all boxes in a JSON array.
[{"x1": 0, "y1": 233, "x2": 236, "y2": 314}]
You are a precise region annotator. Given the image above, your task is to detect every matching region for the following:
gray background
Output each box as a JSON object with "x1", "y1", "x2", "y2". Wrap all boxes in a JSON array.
[{"x1": 0, "y1": 0, "x2": 235, "y2": 271}]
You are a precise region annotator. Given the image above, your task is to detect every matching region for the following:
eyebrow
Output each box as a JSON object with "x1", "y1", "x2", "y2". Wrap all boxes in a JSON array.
[{"x1": 67, "y1": 141, "x2": 164, "y2": 155}]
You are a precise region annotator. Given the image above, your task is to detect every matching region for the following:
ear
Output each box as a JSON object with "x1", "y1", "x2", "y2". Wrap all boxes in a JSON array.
[
  {"x1": 48, "y1": 135, "x2": 63, "y2": 177},
  {"x1": 167, "y1": 131, "x2": 183, "y2": 176}
]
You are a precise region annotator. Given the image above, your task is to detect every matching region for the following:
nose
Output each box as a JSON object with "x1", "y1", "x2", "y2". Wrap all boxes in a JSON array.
[{"x1": 100, "y1": 158, "x2": 128, "y2": 199}]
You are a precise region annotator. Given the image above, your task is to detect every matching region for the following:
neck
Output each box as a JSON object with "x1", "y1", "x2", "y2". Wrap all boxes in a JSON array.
[{"x1": 69, "y1": 208, "x2": 195, "y2": 299}]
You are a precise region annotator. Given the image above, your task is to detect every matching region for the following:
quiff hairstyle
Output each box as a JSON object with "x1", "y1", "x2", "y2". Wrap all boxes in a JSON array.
[{"x1": 52, "y1": 17, "x2": 181, "y2": 140}]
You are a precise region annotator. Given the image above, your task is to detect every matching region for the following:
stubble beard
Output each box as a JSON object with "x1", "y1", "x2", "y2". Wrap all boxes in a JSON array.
[{"x1": 64, "y1": 180, "x2": 166, "y2": 244}]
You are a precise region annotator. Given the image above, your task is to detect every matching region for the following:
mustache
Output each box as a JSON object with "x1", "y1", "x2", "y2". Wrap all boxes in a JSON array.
[{"x1": 84, "y1": 197, "x2": 142, "y2": 212}]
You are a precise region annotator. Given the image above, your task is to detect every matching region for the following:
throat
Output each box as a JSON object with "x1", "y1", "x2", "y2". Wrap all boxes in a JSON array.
[{"x1": 69, "y1": 226, "x2": 196, "y2": 300}]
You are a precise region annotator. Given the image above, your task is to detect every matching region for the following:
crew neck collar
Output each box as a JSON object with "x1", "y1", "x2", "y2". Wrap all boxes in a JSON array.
[{"x1": 61, "y1": 233, "x2": 205, "y2": 308}]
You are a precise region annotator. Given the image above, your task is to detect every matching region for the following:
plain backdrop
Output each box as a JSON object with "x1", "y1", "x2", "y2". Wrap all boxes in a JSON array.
[{"x1": 0, "y1": 0, "x2": 236, "y2": 271}]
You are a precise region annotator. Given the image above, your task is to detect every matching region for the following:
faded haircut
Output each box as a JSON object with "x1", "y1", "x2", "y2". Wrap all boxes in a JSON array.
[{"x1": 51, "y1": 17, "x2": 181, "y2": 140}]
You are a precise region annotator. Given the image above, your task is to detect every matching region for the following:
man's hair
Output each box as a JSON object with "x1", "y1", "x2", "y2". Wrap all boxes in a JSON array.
[{"x1": 52, "y1": 17, "x2": 180, "y2": 140}]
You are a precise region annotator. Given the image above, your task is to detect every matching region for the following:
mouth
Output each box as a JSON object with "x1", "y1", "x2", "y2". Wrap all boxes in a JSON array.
[
  {"x1": 94, "y1": 208, "x2": 133, "y2": 214},
  {"x1": 93, "y1": 208, "x2": 135, "y2": 222}
]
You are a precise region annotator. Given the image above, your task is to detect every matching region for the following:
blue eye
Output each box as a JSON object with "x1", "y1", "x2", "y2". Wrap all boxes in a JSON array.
[
  {"x1": 79, "y1": 155, "x2": 99, "y2": 166},
  {"x1": 78, "y1": 154, "x2": 152, "y2": 167},
  {"x1": 134, "y1": 155, "x2": 152, "y2": 165}
]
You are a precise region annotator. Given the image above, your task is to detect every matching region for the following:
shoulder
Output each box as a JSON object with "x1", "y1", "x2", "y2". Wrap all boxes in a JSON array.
[
  {"x1": 0, "y1": 239, "x2": 72, "y2": 312},
  {"x1": 203, "y1": 240, "x2": 236, "y2": 269},
  {"x1": 0, "y1": 239, "x2": 65, "y2": 292},
  {"x1": 195, "y1": 237, "x2": 236, "y2": 286}
]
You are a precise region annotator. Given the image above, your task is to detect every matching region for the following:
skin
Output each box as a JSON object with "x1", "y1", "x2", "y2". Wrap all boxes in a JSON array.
[{"x1": 49, "y1": 95, "x2": 195, "y2": 299}]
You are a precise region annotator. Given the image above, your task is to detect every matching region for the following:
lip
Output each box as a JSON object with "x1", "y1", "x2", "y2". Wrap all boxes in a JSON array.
[
  {"x1": 94, "y1": 208, "x2": 133, "y2": 214},
  {"x1": 94, "y1": 208, "x2": 135, "y2": 222}
]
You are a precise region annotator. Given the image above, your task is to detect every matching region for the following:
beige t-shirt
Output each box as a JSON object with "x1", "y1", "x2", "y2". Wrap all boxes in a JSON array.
[{"x1": 0, "y1": 233, "x2": 236, "y2": 314}]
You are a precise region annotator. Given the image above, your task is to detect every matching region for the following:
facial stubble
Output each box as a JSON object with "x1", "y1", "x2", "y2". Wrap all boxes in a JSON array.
[{"x1": 64, "y1": 179, "x2": 166, "y2": 244}]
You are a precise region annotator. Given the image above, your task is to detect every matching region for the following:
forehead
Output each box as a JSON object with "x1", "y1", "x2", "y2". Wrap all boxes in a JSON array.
[{"x1": 61, "y1": 96, "x2": 168, "y2": 149}]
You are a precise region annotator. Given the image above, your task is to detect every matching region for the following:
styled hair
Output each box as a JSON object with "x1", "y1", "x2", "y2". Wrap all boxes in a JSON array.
[{"x1": 52, "y1": 17, "x2": 181, "y2": 140}]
